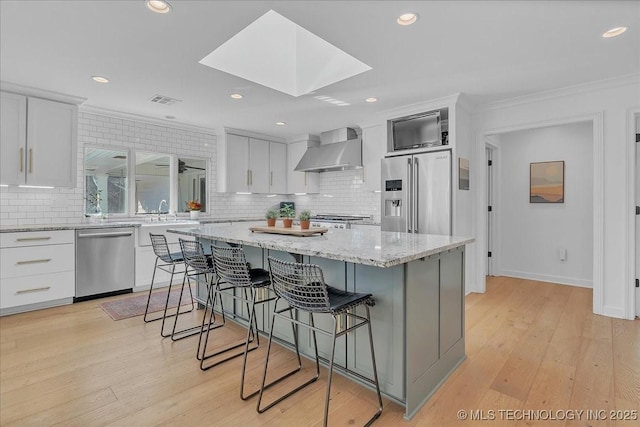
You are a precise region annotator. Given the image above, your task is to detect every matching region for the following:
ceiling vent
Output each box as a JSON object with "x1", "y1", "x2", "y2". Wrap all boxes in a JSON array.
[{"x1": 149, "y1": 94, "x2": 181, "y2": 106}]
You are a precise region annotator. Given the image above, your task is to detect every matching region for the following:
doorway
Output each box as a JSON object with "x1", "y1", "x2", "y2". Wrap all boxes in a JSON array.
[{"x1": 481, "y1": 121, "x2": 594, "y2": 291}]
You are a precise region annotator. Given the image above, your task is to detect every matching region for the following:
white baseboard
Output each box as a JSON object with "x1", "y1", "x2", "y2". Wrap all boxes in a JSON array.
[
  {"x1": 132, "y1": 281, "x2": 172, "y2": 293},
  {"x1": 500, "y1": 270, "x2": 593, "y2": 288},
  {"x1": 602, "y1": 305, "x2": 626, "y2": 319}
]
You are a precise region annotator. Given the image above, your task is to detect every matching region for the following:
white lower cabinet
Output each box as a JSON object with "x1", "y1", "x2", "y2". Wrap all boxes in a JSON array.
[
  {"x1": 1, "y1": 272, "x2": 75, "y2": 310},
  {"x1": 0, "y1": 230, "x2": 75, "y2": 314},
  {"x1": 135, "y1": 225, "x2": 196, "y2": 290}
]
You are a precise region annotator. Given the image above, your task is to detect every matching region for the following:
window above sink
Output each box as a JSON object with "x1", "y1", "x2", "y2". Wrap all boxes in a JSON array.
[{"x1": 84, "y1": 146, "x2": 208, "y2": 216}]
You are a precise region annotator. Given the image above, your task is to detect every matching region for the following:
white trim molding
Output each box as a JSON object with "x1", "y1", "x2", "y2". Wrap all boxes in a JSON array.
[
  {"x1": 500, "y1": 270, "x2": 593, "y2": 289},
  {"x1": 481, "y1": 73, "x2": 640, "y2": 112},
  {"x1": 222, "y1": 127, "x2": 286, "y2": 143},
  {"x1": 1, "y1": 81, "x2": 87, "y2": 105},
  {"x1": 626, "y1": 107, "x2": 640, "y2": 319},
  {"x1": 591, "y1": 112, "x2": 604, "y2": 316}
]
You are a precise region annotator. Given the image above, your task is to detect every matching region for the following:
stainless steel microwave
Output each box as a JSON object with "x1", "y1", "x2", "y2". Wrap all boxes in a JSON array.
[{"x1": 388, "y1": 108, "x2": 448, "y2": 152}]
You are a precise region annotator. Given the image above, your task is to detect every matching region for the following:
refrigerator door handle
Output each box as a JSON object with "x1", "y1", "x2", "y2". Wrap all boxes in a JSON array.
[
  {"x1": 413, "y1": 157, "x2": 419, "y2": 233},
  {"x1": 407, "y1": 158, "x2": 412, "y2": 233}
]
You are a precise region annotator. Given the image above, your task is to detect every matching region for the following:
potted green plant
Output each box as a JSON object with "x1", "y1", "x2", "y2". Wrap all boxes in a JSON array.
[
  {"x1": 280, "y1": 204, "x2": 295, "y2": 228},
  {"x1": 299, "y1": 210, "x2": 312, "y2": 230},
  {"x1": 266, "y1": 209, "x2": 279, "y2": 227}
]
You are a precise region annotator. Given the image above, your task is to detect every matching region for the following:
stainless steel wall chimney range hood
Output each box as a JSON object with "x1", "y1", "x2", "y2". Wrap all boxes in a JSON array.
[{"x1": 294, "y1": 127, "x2": 362, "y2": 172}]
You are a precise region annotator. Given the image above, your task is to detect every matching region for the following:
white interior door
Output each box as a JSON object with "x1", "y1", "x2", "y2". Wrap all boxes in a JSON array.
[
  {"x1": 635, "y1": 127, "x2": 639, "y2": 317},
  {"x1": 486, "y1": 147, "x2": 494, "y2": 276}
]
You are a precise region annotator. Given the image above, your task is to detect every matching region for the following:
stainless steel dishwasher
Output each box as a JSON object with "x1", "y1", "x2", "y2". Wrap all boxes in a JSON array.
[{"x1": 75, "y1": 227, "x2": 135, "y2": 301}]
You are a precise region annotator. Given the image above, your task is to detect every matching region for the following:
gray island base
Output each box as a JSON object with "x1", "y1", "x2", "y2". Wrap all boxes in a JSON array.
[{"x1": 169, "y1": 223, "x2": 474, "y2": 419}]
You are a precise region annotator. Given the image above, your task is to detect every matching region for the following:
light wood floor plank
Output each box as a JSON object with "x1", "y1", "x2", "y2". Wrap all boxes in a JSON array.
[
  {"x1": 611, "y1": 319, "x2": 640, "y2": 407},
  {"x1": 1, "y1": 277, "x2": 638, "y2": 426}
]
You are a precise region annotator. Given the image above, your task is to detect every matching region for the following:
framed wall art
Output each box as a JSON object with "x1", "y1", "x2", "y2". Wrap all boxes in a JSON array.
[{"x1": 530, "y1": 160, "x2": 564, "y2": 203}]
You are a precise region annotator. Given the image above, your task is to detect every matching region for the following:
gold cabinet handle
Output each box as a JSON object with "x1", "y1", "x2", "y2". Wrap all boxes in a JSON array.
[
  {"x1": 16, "y1": 236, "x2": 51, "y2": 242},
  {"x1": 29, "y1": 148, "x2": 33, "y2": 173},
  {"x1": 246, "y1": 170, "x2": 250, "y2": 186},
  {"x1": 249, "y1": 170, "x2": 253, "y2": 186},
  {"x1": 270, "y1": 171, "x2": 273, "y2": 186},
  {"x1": 16, "y1": 258, "x2": 51, "y2": 265},
  {"x1": 20, "y1": 148, "x2": 24, "y2": 172},
  {"x1": 304, "y1": 172, "x2": 307, "y2": 187},
  {"x1": 16, "y1": 286, "x2": 51, "y2": 295}
]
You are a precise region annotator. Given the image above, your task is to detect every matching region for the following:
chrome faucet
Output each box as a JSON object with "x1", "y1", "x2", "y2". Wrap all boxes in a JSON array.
[{"x1": 158, "y1": 199, "x2": 168, "y2": 214}]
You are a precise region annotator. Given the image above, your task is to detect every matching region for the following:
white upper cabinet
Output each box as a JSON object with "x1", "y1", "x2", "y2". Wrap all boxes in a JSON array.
[
  {"x1": 225, "y1": 133, "x2": 250, "y2": 193},
  {"x1": 27, "y1": 98, "x2": 78, "y2": 187},
  {"x1": 269, "y1": 141, "x2": 287, "y2": 194},
  {"x1": 287, "y1": 140, "x2": 319, "y2": 194},
  {"x1": 248, "y1": 138, "x2": 270, "y2": 194},
  {"x1": 221, "y1": 132, "x2": 285, "y2": 194},
  {"x1": 361, "y1": 124, "x2": 387, "y2": 192},
  {"x1": 0, "y1": 92, "x2": 27, "y2": 186},
  {"x1": 0, "y1": 92, "x2": 77, "y2": 187}
]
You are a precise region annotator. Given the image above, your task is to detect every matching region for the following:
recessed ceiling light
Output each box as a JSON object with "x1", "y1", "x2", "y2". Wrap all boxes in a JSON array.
[
  {"x1": 146, "y1": 0, "x2": 172, "y2": 14},
  {"x1": 602, "y1": 27, "x2": 628, "y2": 38},
  {"x1": 230, "y1": 93, "x2": 243, "y2": 99},
  {"x1": 365, "y1": 97, "x2": 378, "y2": 103},
  {"x1": 92, "y1": 76, "x2": 109, "y2": 83},
  {"x1": 276, "y1": 121, "x2": 286, "y2": 126},
  {"x1": 397, "y1": 13, "x2": 418, "y2": 26}
]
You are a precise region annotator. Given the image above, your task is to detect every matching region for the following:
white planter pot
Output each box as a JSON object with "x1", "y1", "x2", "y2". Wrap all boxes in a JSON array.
[{"x1": 190, "y1": 210, "x2": 200, "y2": 219}]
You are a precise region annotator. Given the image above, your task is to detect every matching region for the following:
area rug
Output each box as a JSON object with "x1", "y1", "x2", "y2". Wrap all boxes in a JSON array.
[{"x1": 99, "y1": 287, "x2": 194, "y2": 321}]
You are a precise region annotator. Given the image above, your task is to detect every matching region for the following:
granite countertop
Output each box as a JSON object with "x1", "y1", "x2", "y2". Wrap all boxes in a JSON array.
[
  {"x1": 0, "y1": 222, "x2": 143, "y2": 233},
  {"x1": 168, "y1": 223, "x2": 474, "y2": 268},
  {"x1": 0, "y1": 217, "x2": 264, "y2": 233}
]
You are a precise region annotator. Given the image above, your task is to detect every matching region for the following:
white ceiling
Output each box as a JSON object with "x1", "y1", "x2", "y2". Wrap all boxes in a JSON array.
[{"x1": 1, "y1": 1, "x2": 638, "y2": 139}]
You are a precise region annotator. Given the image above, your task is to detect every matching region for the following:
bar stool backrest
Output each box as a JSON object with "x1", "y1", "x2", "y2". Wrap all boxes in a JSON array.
[
  {"x1": 179, "y1": 239, "x2": 213, "y2": 273},
  {"x1": 267, "y1": 257, "x2": 330, "y2": 312},
  {"x1": 150, "y1": 233, "x2": 173, "y2": 263},
  {"x1": 212, "y1": 245, "x2": 251, "y2": 287}
]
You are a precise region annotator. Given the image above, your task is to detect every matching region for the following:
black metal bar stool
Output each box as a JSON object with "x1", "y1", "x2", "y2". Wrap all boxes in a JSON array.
[
  {"x1": 145, "y1": 234, "x2": 194, "y2": 334},
  {"x1": 258, "y1": 257, "x2": 383, "y2": 427},
  {"x1": 167, "y1": 238, "x2": 215, "y2": 341},
  {"x1": 199, "y1": 244, "x2": 295, "y2": 400}
]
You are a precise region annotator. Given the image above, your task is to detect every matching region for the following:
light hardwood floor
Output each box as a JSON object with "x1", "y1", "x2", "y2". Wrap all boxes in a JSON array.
[{"x1": 1, "y1": 276, "x2": 638, "y2": 426}]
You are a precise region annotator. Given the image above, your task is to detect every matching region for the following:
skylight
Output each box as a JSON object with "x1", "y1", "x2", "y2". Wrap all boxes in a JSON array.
[{"x1": 199, "y1": 10, "x2": 371, "y2": 97}]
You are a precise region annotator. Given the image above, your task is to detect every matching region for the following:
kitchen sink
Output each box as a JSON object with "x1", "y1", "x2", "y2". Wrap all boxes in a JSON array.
[
  {"x1": 109, "y1": 220, "x2": 199, "y2": 227},
  {"x1": 139, "y1": 220, "x2": 199, "y2": 227}
]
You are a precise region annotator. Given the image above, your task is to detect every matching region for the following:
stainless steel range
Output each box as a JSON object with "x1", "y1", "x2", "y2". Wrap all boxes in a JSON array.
[{"x1": 310, "y1": 214, "x2": 373, "y2": 229}]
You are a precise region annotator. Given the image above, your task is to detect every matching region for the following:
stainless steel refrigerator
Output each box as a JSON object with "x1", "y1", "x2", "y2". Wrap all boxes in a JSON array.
[{"x1": 381, "y1": 150, "x2": 451, "y2": 235}]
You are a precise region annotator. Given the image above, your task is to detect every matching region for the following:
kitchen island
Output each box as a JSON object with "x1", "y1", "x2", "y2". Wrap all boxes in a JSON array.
[{"x1": 169, "y1": 222, "x2": 474, "y2": 419}]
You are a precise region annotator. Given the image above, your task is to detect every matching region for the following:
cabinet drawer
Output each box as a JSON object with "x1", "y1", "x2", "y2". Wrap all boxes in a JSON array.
[
  {"x1": 0, "y1": 230, "x2": 74, "y2": 248},
  {"x1": 1, "y1": 244, "x2": 74, "y2": 279},
  {"x1": 0, "y1": 271, "x2": 75, "y2": 309}
]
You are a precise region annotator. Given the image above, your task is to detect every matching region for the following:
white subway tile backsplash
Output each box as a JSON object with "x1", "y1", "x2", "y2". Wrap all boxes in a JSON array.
[{"x1": 1, "y1": 110, "x2": 379, "y2": 226}]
